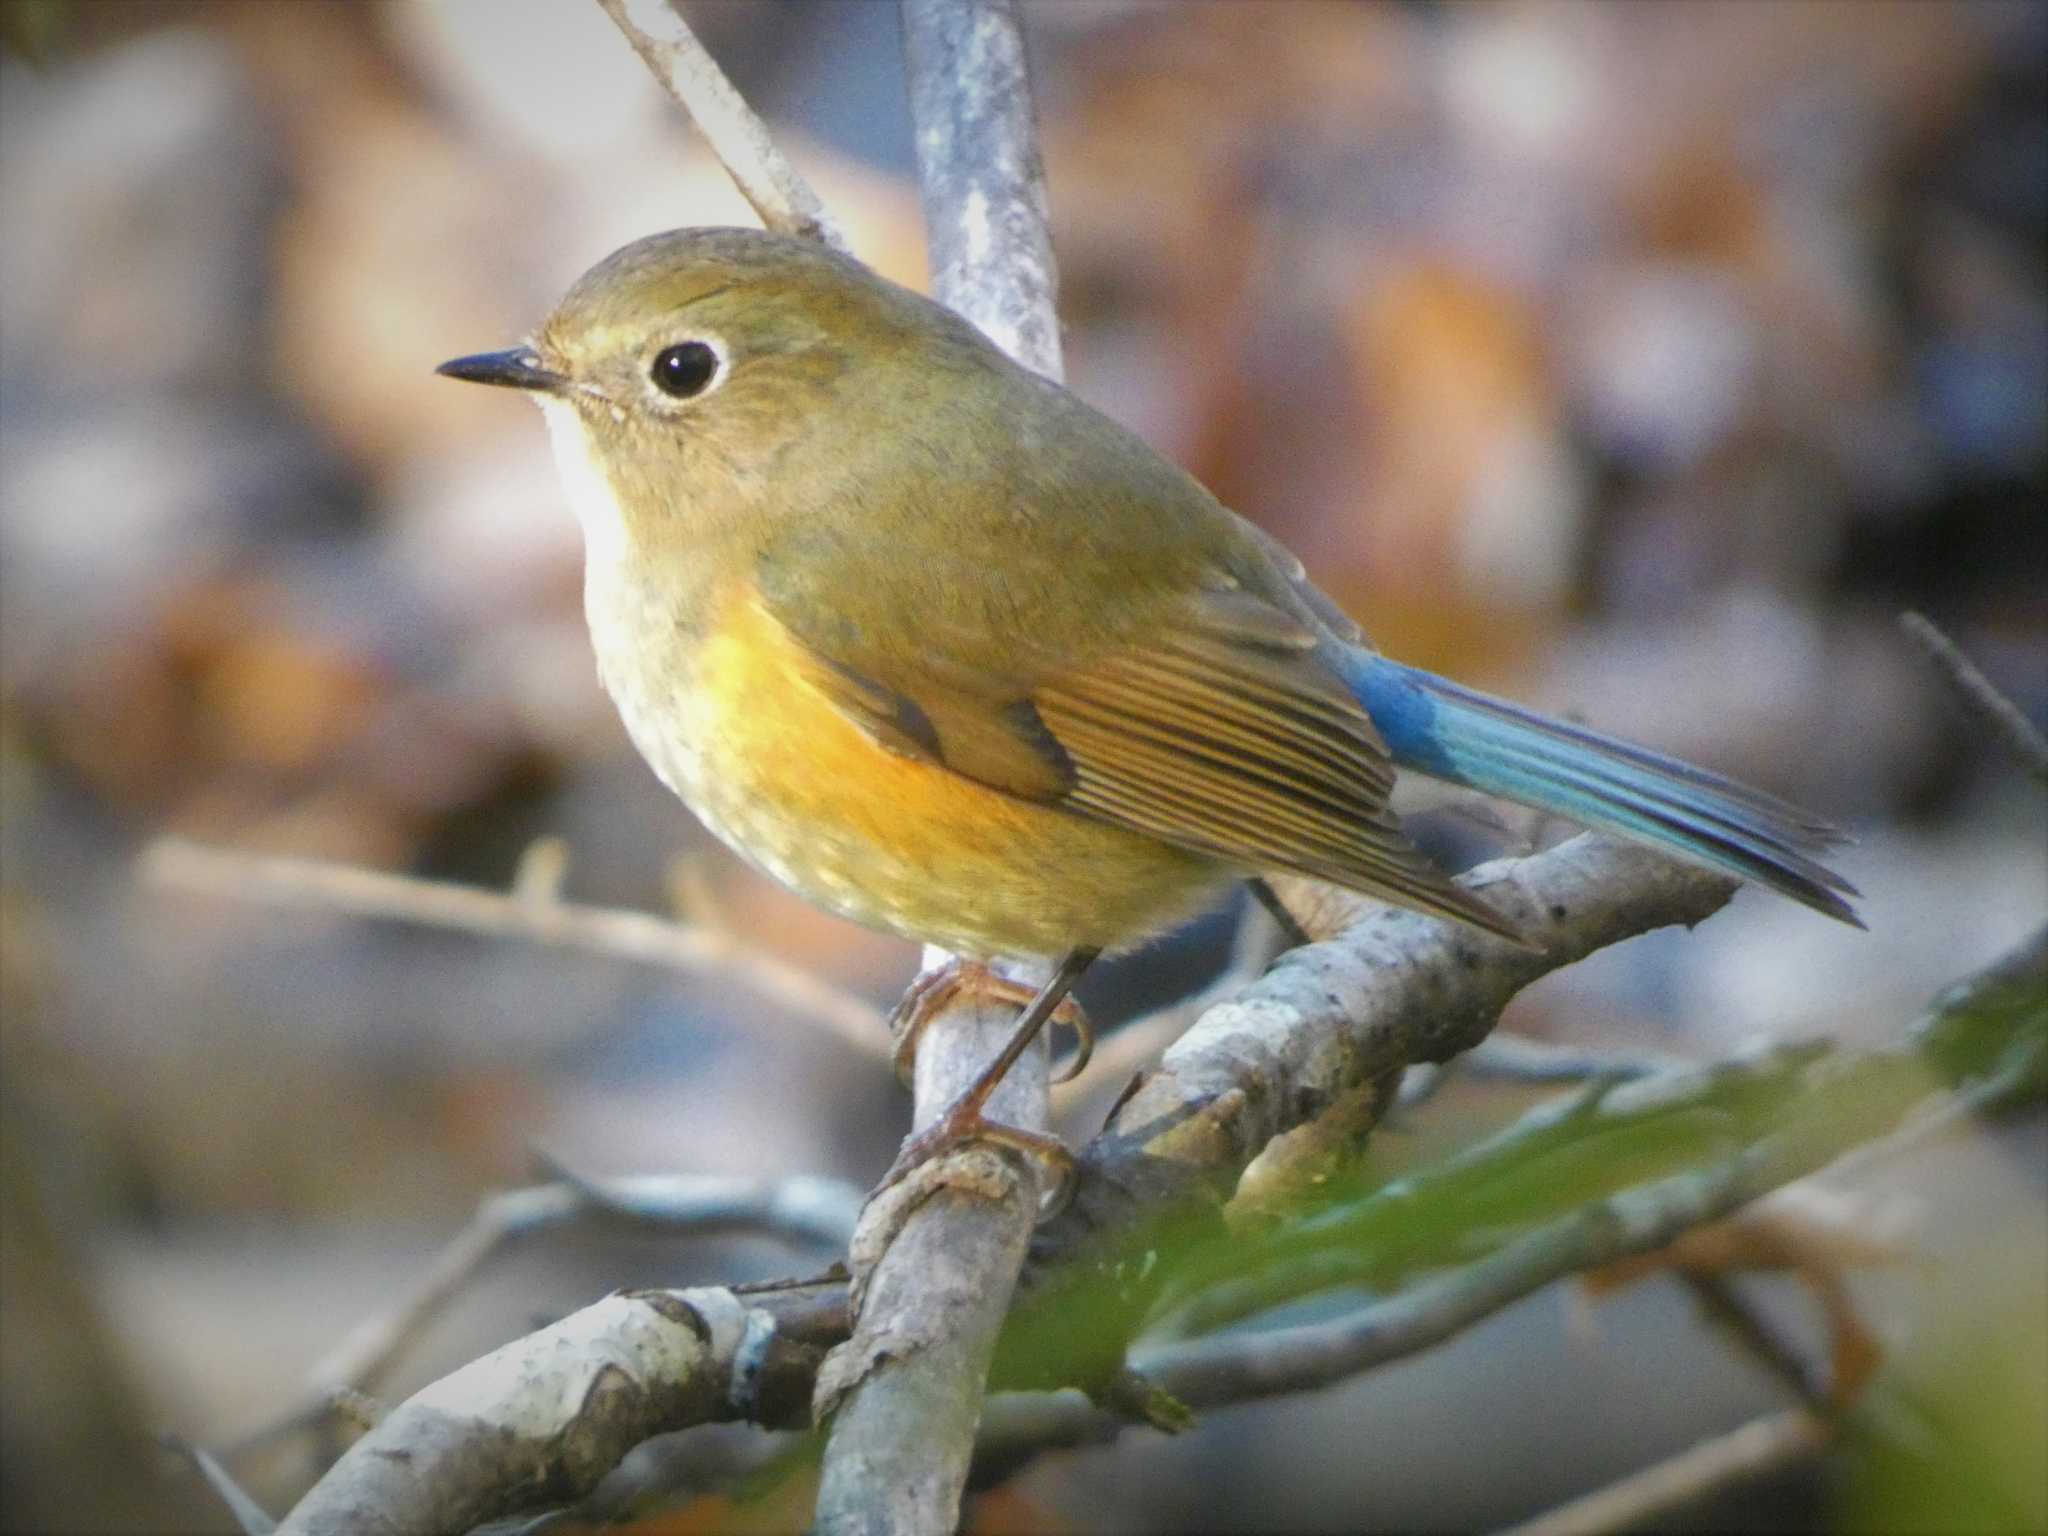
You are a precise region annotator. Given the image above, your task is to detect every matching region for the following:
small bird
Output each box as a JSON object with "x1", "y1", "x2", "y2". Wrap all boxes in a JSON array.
[{"x1": 440, "y1": 228, "x2": 1858, "y2": 1178}]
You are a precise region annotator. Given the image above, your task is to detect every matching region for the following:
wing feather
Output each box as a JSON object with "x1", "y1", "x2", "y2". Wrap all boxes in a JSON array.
[
  {"x1": 765, "y1": 574, "x2": 1525, "y2": 943},
  {"x1": 1035, "y1": 629, "x2": 1526, "y2": 940}
]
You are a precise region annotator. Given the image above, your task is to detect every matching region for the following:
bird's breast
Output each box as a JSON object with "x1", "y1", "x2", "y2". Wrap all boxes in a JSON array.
[{"x1": 584, "y1": 577, "x2": 1229, "y2": 958}]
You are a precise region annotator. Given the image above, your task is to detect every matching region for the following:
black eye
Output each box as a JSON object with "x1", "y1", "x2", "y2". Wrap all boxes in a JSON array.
[{"x1": 651, "y1": 341, "x2": 719, "y2": 398}]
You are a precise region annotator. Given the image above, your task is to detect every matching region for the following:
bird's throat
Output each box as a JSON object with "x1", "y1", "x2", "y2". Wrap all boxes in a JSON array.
[{"x1": 538, "y1": 397, "x2": 632, "y2": 569}]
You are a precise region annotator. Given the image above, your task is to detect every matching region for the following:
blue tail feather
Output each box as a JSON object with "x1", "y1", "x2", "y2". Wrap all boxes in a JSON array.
[{"x1": 1344, "y1": 655, "x2": 1862, "y2": 926}]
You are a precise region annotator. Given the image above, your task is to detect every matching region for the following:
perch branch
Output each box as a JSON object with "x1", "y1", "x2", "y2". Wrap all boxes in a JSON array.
[
  {"x1": 1029, "y1": 834, "x2": 1737, "y2": 1284},
  {"x1": 899, "y1": 0, "x2": 1063, "y2": 380},
  {"x1": 812, "y1": 4, "x2": 1067, "y2": 1532},
  {"x1": 593, "y1": 0, "x2": 847, "y2": 252},
  {"x1": 140, "y1": 837, "x2": 890, "y2": 1063}
]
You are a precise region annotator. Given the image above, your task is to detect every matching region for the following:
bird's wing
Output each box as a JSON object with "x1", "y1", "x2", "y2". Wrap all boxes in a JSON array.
[{"x1": 767, "y1": 577, "x2": 1524, "y2": 942}]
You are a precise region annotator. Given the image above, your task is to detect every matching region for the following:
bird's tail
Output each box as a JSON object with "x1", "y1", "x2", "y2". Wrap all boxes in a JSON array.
[{"x1": 1344, "y1": 655, "x2": 1862, "y2": 926}]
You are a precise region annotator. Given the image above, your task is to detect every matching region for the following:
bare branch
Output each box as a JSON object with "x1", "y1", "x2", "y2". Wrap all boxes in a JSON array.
[
  {"x1": 899, "y1": 0, "x2": 1062, "y2": 378},
  {"x1": 1901, "y1": 610, "x2": 2048, "y2": 787},
  {"x1": 813, "y1": 3, "x2": 1067, "y2": 1532},
  {"x1": 274, "y1": 1281, "x2": 846, "y2": 1536},
  {"x1": 592, "y1": 0, "x2": 848, "y2": 252},
  {"x1": 1031, "y1": 834, "x2": 1738, "y2": 1280},
  {"x1": 1679, "y1": 1273, "x2": 1830, "y2": 1409},
  {"x1": 1497, "y1": 1409, "x2": 1830, "y2": 1536},
  {"x1": 139, "y1": 837, "x2": 891, "y2": 1063}
]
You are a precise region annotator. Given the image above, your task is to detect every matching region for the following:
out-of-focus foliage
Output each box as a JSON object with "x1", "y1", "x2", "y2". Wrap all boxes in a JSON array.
[{"x1": 1835, "y1": 1234, "x2": 2048, "y2": 1534}]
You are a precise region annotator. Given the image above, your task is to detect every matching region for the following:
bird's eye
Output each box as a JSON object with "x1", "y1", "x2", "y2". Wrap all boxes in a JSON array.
[{"x1": 651, "y1": 340, "x2": 720, "y2": 399}]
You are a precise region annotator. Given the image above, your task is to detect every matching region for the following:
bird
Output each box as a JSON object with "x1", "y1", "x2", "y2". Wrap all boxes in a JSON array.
[{"x1": 438, "y1": 227, "x2": 1859, "y2": 1185}]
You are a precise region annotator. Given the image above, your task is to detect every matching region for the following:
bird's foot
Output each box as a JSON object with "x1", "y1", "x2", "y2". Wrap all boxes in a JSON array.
[
  {"x1": 888, "y1": 959, "x2": 1094, "y2": 1086},
  {"x1": 875, "y1": 1087, "x2": 1078, "y2": 1219}
]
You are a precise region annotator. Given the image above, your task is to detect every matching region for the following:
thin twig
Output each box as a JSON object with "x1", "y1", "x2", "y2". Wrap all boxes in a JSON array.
[
  {"x1": 1901, "y1": 611, "x2": 2048, "y2": 787},
  {"x1": 593, "y1": 0, "x2": 848, "y2": 252},
  {"x1": 1680, "y1": 1274, "x2": 1830, "y2": 1410},
  {"x1": 163, "y1": 1436, "x2": 278, "y2": 1536},
  {"x1": 1393, "y1": 1035, "x2": 1687, "y2": 1174},
  {"x1": 1495, "y1": 1409, "x2": 1830, "y2": 1536},
  {"x1": 140, "y1": 837, "x2": 890, "y2": 1063},
  {"x1": 1138, "y1": 1147, "x2": 1774, "y2": 1406},
  {"x1": 1463, "y1": 1032, "x2": 1692, "y2": 1084}
]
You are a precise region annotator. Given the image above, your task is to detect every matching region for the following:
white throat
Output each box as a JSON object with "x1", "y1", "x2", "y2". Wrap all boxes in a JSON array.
[{"x1": 537, "y1": 397, "x2": 630, "y2": 568}]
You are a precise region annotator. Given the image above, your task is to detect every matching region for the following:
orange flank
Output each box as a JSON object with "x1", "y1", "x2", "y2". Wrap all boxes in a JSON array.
[{"x1": 669, "y1": 584, "x2": 1229, "y2": 959}]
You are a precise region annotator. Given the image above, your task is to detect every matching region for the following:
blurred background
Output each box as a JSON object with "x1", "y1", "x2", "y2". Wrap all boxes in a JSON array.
[{"x1": 1, "y1": 1, "x2": 2042, "y2": 1530}]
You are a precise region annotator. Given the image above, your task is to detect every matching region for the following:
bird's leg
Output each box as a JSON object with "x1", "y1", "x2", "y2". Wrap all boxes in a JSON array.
[
  {"x1": 1246, "y1": 876, "x2": 1313, "y2": 949},
  {"x1": 878, "y1": 947, "x2": 1099, "y2": 1213},
  {"x1": 889, "y1": 955, "x2": 1095, "y2": 1086}
]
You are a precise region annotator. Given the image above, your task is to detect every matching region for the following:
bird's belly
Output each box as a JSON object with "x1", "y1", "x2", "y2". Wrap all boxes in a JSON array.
[{"x1": 597, "y1": 586, "x2": 1229, "y2": 959}]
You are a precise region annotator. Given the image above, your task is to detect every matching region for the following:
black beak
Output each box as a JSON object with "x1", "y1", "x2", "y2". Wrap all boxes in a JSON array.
[{"x1": 435, "y1": 347, "x2": 568, "y2": 394}]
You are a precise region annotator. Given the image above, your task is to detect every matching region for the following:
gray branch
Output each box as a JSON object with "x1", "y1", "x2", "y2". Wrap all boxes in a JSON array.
[
  {"x1": 1901, "y1": 610, "x2": 2048, "y2": 788},
  {"x1": 273, "y1": 1281, "x2": 846, "y2": 1536},
  {"x1": 899, "y1": 0, "x2": 1063, "y2": 378},
  {"x1": 1497, "y1": 1409, "x2": 1830, "y2": 1536},
  {"x1": 812, "y1": 3, "x2": 1066, "y2": 1531},
  {"x1": 1030, "y1": 834, "x2": 1736, "y2": 1281}
]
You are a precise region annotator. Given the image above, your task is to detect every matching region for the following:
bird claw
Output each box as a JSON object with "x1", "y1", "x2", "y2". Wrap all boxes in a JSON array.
[
  {"x1": 875, "y1": 1089, "x2": 1078, "y2": 1221},
  {"x1": 888, "y1": 959, "x2": 1094, "y2": 1086}
]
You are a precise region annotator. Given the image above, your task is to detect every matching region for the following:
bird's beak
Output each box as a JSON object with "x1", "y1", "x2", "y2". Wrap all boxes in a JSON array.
[{"x1": 435, "y1": 347, "x2": 569, "y2": 394}]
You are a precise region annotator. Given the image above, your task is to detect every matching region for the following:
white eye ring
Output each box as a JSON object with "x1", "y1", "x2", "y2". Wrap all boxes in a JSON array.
[{"x1": 648, "y1": 337, "x2": 725, "y2": 400}]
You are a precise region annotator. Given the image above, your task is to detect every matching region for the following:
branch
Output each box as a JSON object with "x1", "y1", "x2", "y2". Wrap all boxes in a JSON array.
[
  {"x1": 163, "y1": 1437, "x2": 277, "y2": 1536},
  {"x1": 979, "y1": 924, "x2": 2043, "y2": 1465},
  {"x1": 593, "y1": 0, "x2": 848, "y2": 253},
  {"x1": 1497, "y1": 1409, "x2": 1830, "y2": 1536},
  {"x1": 1143, "y1": 1129, "x2": 1814, "y2": 1406},
  {"x1": 1901, "y1": 611, "x2": 2048, "y2": 787},
  {"x1": 255, "y1": 903, "x2": 2040, "y2": 1530},
  {"x1": 274, "y1": 1280, "x2": 846, "y2": 1536},
  {"x1": 140, "y1": 837, "x2": 891, "y2": 1064},
  {"x1": 812, "y1": 4, "x2": 1066, "y2": 1531},
  {"x1": 1029, "y1": 834, "x2": 1737, "y2": 1285},
  {"x1": 230, "y1": 1170, "x2": 861, "y2": 1459},
  {"x1": 898, "y1": 0, "x2": 1063, "y2": 379}
]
